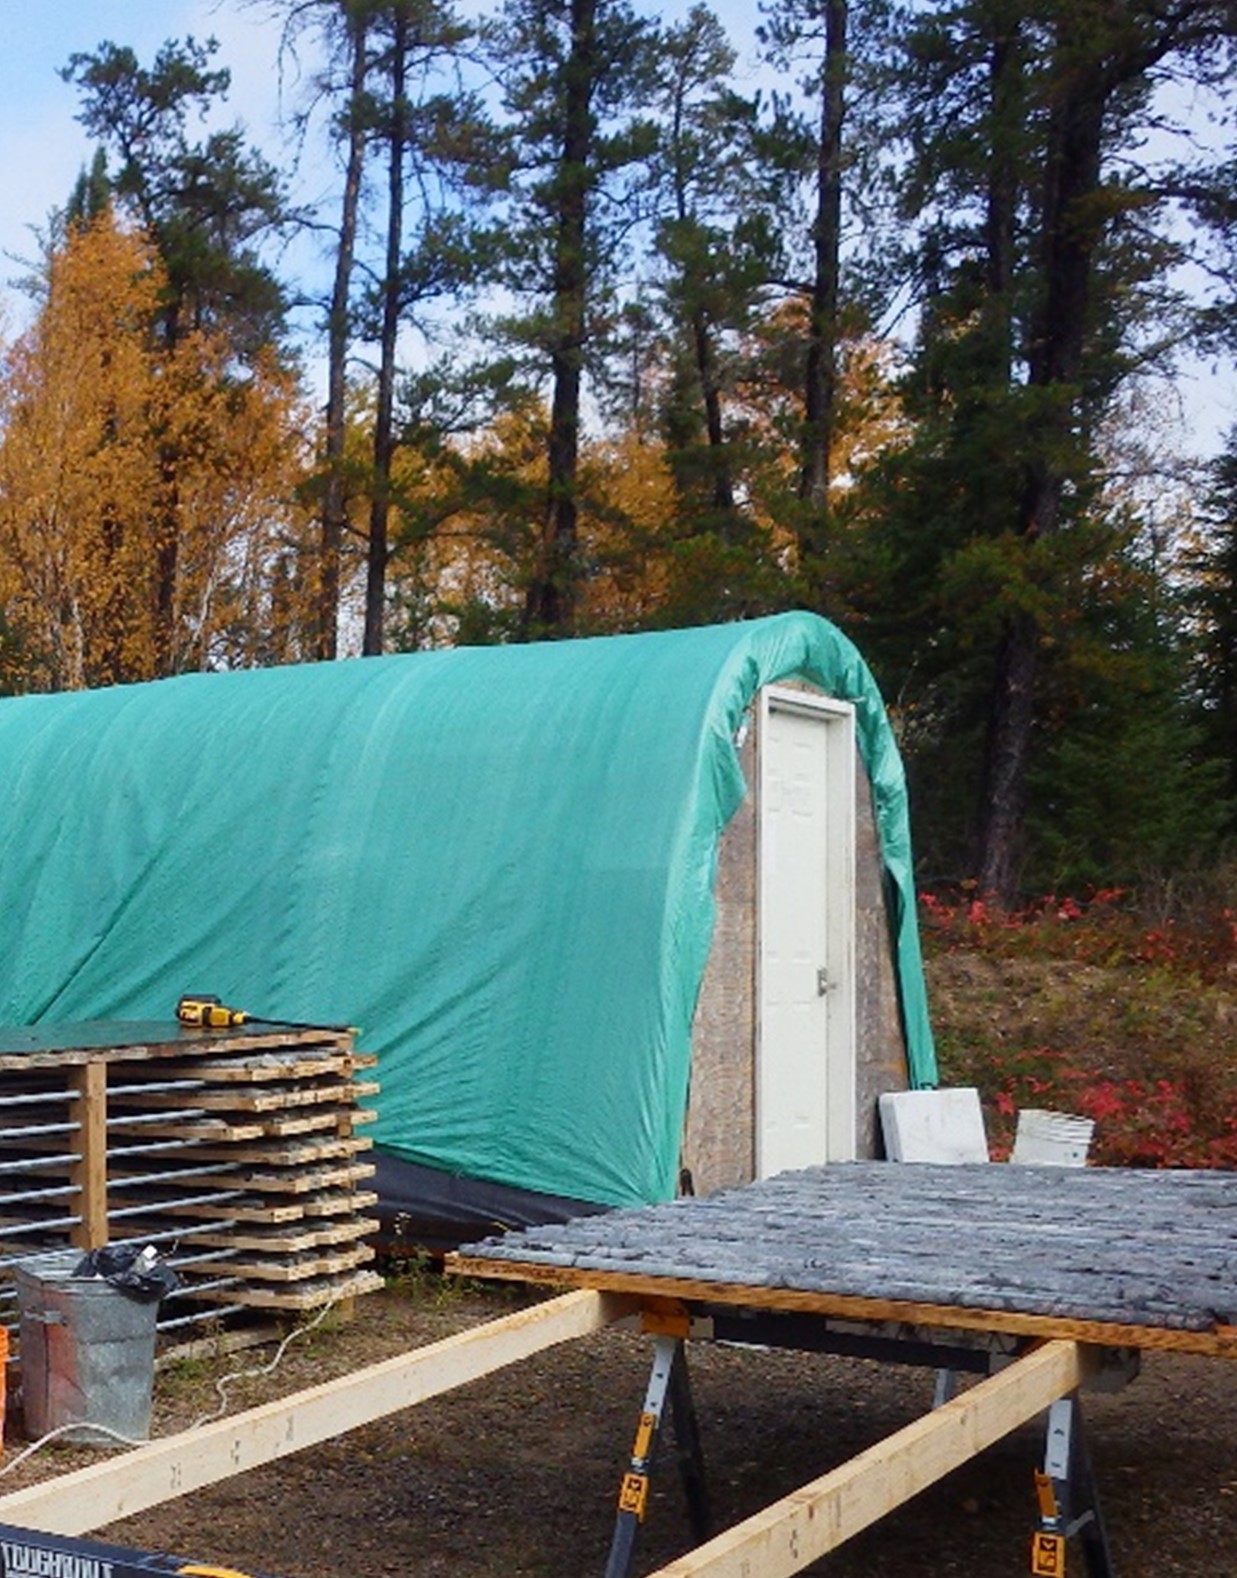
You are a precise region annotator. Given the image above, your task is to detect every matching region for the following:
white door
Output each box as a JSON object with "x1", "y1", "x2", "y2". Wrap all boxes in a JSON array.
[{"x1": 756, "y1": 687, "x2": 856, "y2": 1175}]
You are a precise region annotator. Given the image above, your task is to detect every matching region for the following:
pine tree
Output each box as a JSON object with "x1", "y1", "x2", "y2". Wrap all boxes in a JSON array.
[
  {"x1": 859, "y1": 0, "x2": 1237, "y2": 901},
  {"x1": 486, "y1": 0, "x2": 657, "y2": 636},
  {"x1": 63, "y1": 38, "x2": 288, "y2": 353},
  {"x1": 635, "y1": 3, "x2": 792, "y2": 625},
  {"x1": 1188, "y1": 430, "x2": 1237, "y2": 817}
]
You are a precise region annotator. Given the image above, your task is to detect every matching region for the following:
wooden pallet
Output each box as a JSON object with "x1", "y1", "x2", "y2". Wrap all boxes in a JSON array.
[{"x1": 0, "y1": 1021, "x2": 382, "y2": 1334}]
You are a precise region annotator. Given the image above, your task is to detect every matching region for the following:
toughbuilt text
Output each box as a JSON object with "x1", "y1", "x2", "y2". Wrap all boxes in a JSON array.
[{"x1": 0, "y1": 1542, "x2": 114, "y2": 1578}]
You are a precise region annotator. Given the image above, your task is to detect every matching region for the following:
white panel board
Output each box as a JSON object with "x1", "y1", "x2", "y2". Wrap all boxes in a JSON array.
[{"x1": 878, "y1": 1087, "x2": 990, "y2": 1164}]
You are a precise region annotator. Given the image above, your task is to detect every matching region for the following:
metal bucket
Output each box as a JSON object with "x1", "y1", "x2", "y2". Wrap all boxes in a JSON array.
[{"x1": 13, "y1": 1249, "x2": 158, "y2": 1446}]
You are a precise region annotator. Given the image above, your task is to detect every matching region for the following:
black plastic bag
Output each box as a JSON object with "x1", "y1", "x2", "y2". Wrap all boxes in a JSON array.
[{"x1": 72, "y1": 1242, "x2": 180, "y2": 1303}]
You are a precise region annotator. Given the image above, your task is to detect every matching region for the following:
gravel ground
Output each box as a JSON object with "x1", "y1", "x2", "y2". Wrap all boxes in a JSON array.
[{"x1": 4, "y1": 1278, "x2": 1234, "y2": 1578}]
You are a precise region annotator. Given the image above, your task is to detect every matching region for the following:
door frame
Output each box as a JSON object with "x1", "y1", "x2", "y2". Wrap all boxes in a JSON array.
[{"x1": 755, "y1": 685, "x2": 857, "y2": 1173}]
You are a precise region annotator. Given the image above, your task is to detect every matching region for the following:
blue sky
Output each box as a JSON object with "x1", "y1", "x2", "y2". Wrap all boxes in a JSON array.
[
  {"x1": 0, "y1": 2, "x2": 307, "y2": 322},
  {"x1": 0, "y1": 2, "x2": 1230, "y2": 461}
]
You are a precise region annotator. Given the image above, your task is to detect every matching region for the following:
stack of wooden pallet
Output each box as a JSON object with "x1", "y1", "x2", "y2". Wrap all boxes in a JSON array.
[{"x1": 0, "y1": 1022, "x2": 383, "y2": 1330}]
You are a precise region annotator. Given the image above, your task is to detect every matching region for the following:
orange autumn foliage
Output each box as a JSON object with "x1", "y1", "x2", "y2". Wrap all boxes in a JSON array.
[{"x1": 0, "y1": 212, "x2": 313, "y2": 691}]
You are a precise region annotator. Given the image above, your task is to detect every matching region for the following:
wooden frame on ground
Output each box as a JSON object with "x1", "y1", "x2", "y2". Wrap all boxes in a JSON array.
[{"x1": 0, "y1": 1287, "x2": 1107, "y2": 1578}]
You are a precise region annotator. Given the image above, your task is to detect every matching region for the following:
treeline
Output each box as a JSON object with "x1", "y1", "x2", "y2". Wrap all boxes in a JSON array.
[{"x1": 1, "y1": 0, "x2": 1236, "y2": 904}]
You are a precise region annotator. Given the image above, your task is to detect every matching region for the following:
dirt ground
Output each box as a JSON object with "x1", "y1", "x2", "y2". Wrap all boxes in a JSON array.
[{"x1": 4, "y1": 1274, "x2": 1234, "y2": 1578}]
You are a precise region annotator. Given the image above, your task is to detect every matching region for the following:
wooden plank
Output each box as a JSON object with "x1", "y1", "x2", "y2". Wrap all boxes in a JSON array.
[
  {"x1": 106, "y1": 1107, "x2": 375, "y2": 1142},
  {"x1": 644, "y1": 1339, "x2": 1093, "y2": 1578},
  {"x1": 160, "y1": 1189, "x2": 379, "y2": 1224},
  {"x1": 114, "y1": 1051, "x2": 376, "y2": 1084},
  {"x1": 105, "y1": 1117, "x2": 266, "y2": 1143},
  {"x1": 177, "y1": 1218, "x2": 380, "y2": 1253},
  {"x1": 188, "y1": 1243, "x2": 374, "y2": 1281},
  {"x1": 0, "y1": 1026, "x2": 352, "y2": 1072},
  {"x1": 139, "y1": 1161, "x2": 376, "y2": 1194},
  {"x1": 445, "y1": 1257, "x2": 1237, "y2": 1359},
  {"x1": 117, "y1": 1080, "x2": 380, "y2": 1113},
  {"x1": 156, "y1": 1135, "x2": 373, "y2": 1165},
  {"x1": 0, "y1": 1288, "x2": 636, "y2": 1535},
  {"x1": 68, "y1": 1061, "x2": 107, "y2": 1250},
  {"x1": 193, "y1": 1269, "x2": 387, "y2": 1310}
]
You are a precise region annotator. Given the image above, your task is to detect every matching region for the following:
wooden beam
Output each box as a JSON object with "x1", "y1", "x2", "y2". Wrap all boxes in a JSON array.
[
  {"x1": 68, "y1": 1060, "x2": 107, "y2": 1250},
  {"x1": 645, "y1": 1339, "x2": 1095, "y2": 1578},
  {"x1": 0, "y1": 1288, "x2": 635, "y2": 1536},
  {"x1": 446, "y1": 1256, "x2": 1237, "y2": 1359}
]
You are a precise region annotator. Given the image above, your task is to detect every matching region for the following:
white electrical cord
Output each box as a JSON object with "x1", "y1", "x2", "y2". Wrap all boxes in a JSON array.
[
  {"x1": 0, "y1": 1420, "x2": 149, "y2": 1478},
  {"x1": 0, "y1": 1291, "x2": 344, "y2": 1479},
  {"x1": 187, "y1": 1291, "x2": 343, "y2": 1431}
]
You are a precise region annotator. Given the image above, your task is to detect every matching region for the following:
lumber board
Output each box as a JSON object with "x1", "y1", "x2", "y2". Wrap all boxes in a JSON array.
[
  {"x1": 67, "y1": 1061, "x2": 107, "y2": 1251},
  {"x1": 451, "y1": 1162, "x2": 1237, "y2": 1352},
  {"x1": 446, "y1": 1259, "x2": 1237, "y2": 1358},
  {"x1": 188, "y1": 1242, "x2": 375, "y2": 1281},
  {"x1": 0, "y1": 1288, "x2": 637, "y2": 1536},
  {"x1": 144, "y1": 1134, "x2": 373, "y2": 1166},
  {"x1": 181, "y1": 1217, "x2": 380, "y2": 1253},
  {"x1": 116, "y1": 1080, "x2": 380, "y2": 1113},
  {"x1": 644, "y1": 1339, "x2": 1094, "y2": 1578},
  {"x1": 192, "y1": 1269, "x2": 387, "y2": 1309},
  {"x1": 0, "y1": 1025, "x2": 351, "y2": 1072},
  {"x1": 104, "y1": 1116, "x2": 266, "y2": 1143},
  {"x1": 105, "y1": 1106, "x2": 375, "y2": 1142},
  {"x1": 146, "y1": 1160, "x2": 376, "y2": 1193},
  {"x1": 114, "y1": 1051, "x2": 376, "y2": 1084},
  {"x1": 160, "y1": 1188, "x2": 379, "y2": 1224}
]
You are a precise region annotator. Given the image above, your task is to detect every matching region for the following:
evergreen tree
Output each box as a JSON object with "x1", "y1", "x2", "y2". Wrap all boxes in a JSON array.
[
  {"x1": 1188, "y1": 430, "x2": 1237, "y2": 817},
  {"x1": 633, "y1": 5, "x2": 790, "y2": 624},
  {"x1": 854, "y1": 0, "x2": 1237, "y2": 900},
  {"x1": 64, "y1": 149, "x2": 112, "y2": 230},
  {"x1": 270, "y1": 0, "x2": 373, "y2": 659},
  {"x1": 756, "y1": 0, "x2": 898, "y2": 604},
  {"x1": 64, "y1": 38, "x2": 288, "y2": 353},
  {"x1": 486, "y1": 0, "x2": 657, "y2": 636},
  {"x1": 359, "y1": 0, "x2": 494, "y2": 655}
]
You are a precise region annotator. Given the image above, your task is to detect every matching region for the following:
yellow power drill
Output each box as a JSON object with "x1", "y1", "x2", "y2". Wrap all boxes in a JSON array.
[{"x1": 176, "y1": 993, "x2": 249, "y2": 1029}]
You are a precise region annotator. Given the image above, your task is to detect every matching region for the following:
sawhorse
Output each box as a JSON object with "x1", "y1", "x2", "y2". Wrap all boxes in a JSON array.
[{"x1": 603, "y1": 1303, "x2": 1129, "y2": 1578}]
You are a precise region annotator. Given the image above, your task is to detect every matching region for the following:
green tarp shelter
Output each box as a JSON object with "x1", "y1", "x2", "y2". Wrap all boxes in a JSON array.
[{"x1": 0, "y1": 612, "x2": 934, "y2": 1214}]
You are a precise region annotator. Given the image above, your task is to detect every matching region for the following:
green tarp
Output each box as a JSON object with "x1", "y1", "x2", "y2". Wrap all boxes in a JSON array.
[{"x1": 0, "y1": 612, "x2": 935, "y2": 1207}]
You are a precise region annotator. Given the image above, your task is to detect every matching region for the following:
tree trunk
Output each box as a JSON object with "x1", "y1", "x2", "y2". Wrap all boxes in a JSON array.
[
  {"x1": 977, "y1": 40, "x2": 1105, "y2": 903},
  {"x1": 319, "y1": 10, "x2": 369, "y2": 661},
  {"x1": 694, "y1": 311, "x2": 735, "y2": 515},
  {"x1": 977, "y1": 609, "x2": 1037, "y2": 901},
  {"x1": 523, "y1": 0, "x2": 595, "y2": 638},
  {"x1": 153, "y1": 303, "x2": 182, "y2": 679},
  {"x1": 982, "y1": 21, "x2": 1018, "y2": 383},
  {"x1": 798, "y1": 0, "x2": 846, "y2": 548},
  {"x1": 153, "y1": 440, "x2": 181, "y2": 677},
  {"x1": 363, "y1": 10, "x2": 408, "y2": 658},
  {"x1": 669, "y1": 36, "x2": 735, "y2": 526}
]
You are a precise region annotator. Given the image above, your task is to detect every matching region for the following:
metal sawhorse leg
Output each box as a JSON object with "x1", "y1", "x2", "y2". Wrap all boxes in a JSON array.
[
  {"x1": 604, "y1": 1307, "x2": 711, "y2": 1578},
  {"x1": 1032, "y1": 1392, "x2": 1116, "y2": 1577}
]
